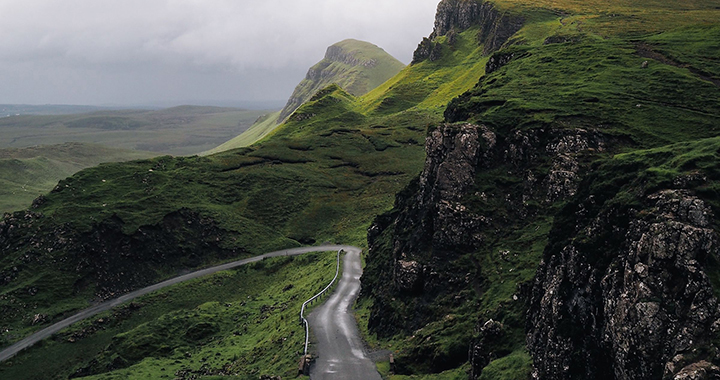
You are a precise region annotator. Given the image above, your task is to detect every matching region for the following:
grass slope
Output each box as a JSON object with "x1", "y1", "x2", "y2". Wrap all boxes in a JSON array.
[
  {"x1": 203, "y1": 111, "x2": 282, "y2": 155},
  {"x1": 0, "y1": 106, "x2": 268, "y2": 156},
  {"x1": 0, "y1": 143, "x2": 155, "y2": 213}
]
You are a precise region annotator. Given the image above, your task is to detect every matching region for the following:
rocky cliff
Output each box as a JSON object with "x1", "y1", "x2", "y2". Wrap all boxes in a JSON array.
[
  {"x1": 277, "y1": 39, "x2": 404, "y2": 122},
  {"x1": 528, "y1": 184, "x2": 720, "y2": 379},
  {"x1": 363, "y1": 120, "x2": 609, "y2": 375},
  {"x1": 362, "y1": 0, "x2": 720, "y2": 377},
  {"x1": 412, "y1": 0, "x2": 523, "y2": 64}
]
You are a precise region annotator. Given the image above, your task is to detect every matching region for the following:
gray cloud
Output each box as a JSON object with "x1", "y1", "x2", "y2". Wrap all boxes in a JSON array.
[{"x1": 0, "y1": 0, "x2": 439, "y2": 106}]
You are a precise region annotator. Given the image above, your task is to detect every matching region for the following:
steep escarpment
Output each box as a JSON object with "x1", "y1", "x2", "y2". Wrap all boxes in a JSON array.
[
  {"x1": 277, "y1": 39, "x2": 404, "y2": 122},
  {"x1": 412, "y1": 0, "x2": 523, "y2": 63}
]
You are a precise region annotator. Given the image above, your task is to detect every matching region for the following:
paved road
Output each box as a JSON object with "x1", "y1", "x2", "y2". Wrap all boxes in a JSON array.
[
  {"x1": 308, "y1": 247, "x2": 382, "y2": 380},
  {"x1": 0, "y1": 244, "x2": 357, "y2": 363}
]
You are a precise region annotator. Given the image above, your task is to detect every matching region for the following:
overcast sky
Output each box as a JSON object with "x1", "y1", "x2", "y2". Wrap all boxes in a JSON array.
[{"x1": 0, "y1": 0, "x2": 440, "y2": 108}]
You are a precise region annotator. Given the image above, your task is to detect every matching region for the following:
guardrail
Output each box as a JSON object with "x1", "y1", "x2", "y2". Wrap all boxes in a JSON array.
[{"x1": 299, "y1": 249, "x2": 342, "y2": 356}]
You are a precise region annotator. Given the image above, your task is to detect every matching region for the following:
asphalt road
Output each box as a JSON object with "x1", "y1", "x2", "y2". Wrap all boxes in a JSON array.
[
  {"x1": 308, "y1": 247, "x2": 382, "y2": 380},
  {"x1": 0, "y1": 244, "x2": 357, "y2": 363}
]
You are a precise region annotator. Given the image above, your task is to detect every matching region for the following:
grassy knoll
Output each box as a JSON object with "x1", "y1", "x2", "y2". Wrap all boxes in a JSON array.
[
  {"x1": 0, "y1": 106, "x2": 268, "y2": 156},
  {"x1": 0, "y1": 143, "x2": 156, "y2": 213},
  {"x1": 0, "y1": 252, "x2": 340, "y2": 379}
]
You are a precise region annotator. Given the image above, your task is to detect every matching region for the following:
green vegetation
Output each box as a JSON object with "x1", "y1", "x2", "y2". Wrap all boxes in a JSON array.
[
  {"x1": 360, "y1": 0, "x2": 720, "y2": 379},
  {"x1": 0, "y1": 106, "x2": 268, "y2": 156},
  {"x1": 0, "y1": 143, "x2": 155, "y2": 213},
  {"x1": 0, "y1": 252, "x2": 339, "y2": 379}
]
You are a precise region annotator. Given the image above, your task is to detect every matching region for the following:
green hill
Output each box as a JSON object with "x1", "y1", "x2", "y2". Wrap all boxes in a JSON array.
[
  {"x1": 277, "y1": 39, "x2": 406, "y2": 123},
  {"x1": 1, "y1": 0, "x2": 720, "y2": 379}
]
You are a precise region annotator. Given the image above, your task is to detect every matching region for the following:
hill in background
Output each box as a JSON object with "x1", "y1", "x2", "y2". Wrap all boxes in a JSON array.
[
  {"x1": 207, "y1": 39, "x2": 405, "y2": 154},
  {"x1": 278, "y1": 39, "x2": 406, "y2": 123}
]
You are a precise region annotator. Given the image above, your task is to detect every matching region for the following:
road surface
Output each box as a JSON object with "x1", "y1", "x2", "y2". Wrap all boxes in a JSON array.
[
  {"x1": 0, "y1": 244, "x2": 358, "y2": 363},
  {"x1": 308, "y1": 247, "x2": 382, "y2": 380}
]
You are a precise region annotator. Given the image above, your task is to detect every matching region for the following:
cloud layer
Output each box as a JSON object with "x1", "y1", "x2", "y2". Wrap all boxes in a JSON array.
[{"x1": 0, "y1": 0, "x2": 439, "y2": 106}]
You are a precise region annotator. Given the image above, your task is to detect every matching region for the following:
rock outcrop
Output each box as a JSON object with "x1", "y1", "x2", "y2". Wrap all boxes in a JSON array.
[
  {"x1": 528, "y1": 189, "x2": 720, "y2": 380},
  {"x1": 412, "y1": 0, "x2": 523, "y2": 64}
]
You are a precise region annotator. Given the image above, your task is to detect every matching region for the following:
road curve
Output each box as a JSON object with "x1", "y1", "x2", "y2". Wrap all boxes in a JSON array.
[
  {"x1": 308, "y1": 247, "x2": 382, "y2": 380},
  {"x1": 0, "y1": 244, "x2": 358, "y2": 363}
]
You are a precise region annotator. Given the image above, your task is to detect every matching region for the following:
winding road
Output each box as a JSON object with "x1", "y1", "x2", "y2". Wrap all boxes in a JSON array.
[
  {"x1": 0, "y1": 244, "x2": 358, "y2": 363},
  {"x1": 308, "y1": 247, "x2": 382, "y2": 380}
]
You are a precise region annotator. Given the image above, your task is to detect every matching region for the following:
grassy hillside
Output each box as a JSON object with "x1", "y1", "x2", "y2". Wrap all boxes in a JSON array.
[
  {"x1": 0, "y1": 143, "x2": 155, "y2": 213},
  {"x1": 0, "y1": 106, "x2": 268, "y2": 156},
  {"x1": 209, "y1": 39, "x2": 407, "y2": 153}
]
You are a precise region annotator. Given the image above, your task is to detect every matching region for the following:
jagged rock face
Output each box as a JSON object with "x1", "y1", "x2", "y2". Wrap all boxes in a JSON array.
[
  {"x1": 412, "y1": 0, "x2": 524, "y2": 64},
  {"x1": 365, "y1": 123, "x2": 606, "y2": 343},
  {"x1": 433, "y1": 0, "x2": 487, "y2": 37},
  {"x1": 394, "y1": 123, "x2": 495, "y2": 262},
  {"x1": 528, "y1": 189, "x2": 720, "y2": 380}
]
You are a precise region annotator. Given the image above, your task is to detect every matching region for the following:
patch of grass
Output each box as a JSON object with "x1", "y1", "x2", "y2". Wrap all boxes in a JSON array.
[{"x1": 477, "y1": 350, "x2": 532, "y2": 380}]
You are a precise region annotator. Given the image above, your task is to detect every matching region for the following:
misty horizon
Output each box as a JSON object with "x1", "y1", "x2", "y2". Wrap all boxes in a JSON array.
[{"x1": 0, "y1": 0, "x2": 440, "y2": 107}]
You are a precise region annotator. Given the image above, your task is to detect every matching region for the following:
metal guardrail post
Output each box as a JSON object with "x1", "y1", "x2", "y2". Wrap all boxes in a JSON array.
[{"x1": 299, "y1": 249, "x2": 342, "y2": 356}]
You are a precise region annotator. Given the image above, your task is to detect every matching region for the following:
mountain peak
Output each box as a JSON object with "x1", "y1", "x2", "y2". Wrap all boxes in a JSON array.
[{"x1": 277, "y1": 39, "x2": 404, "y2": 123}]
